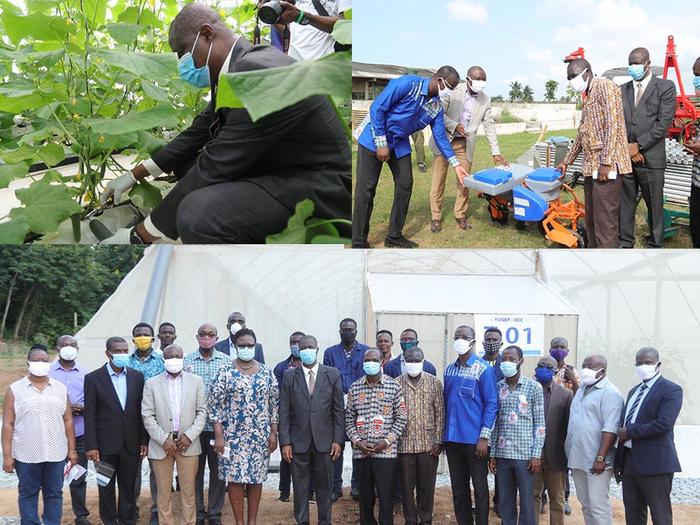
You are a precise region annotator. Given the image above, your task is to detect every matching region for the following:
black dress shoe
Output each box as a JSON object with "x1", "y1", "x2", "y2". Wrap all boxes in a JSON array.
[
  {"x1": 277, "y1": 494, "x2": 290, "y2": 502},
  {"x1": 384, "y1": 235, "x2": 418, "y2": 248},
  {"x1": 350, "y1": 487, "x2": 360, "y2": 501}
]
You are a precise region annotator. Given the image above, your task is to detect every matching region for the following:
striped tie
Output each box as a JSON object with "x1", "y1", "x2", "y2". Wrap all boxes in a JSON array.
[{"x1": 624, "y1": 383, "x2": 648, "y2": 426}]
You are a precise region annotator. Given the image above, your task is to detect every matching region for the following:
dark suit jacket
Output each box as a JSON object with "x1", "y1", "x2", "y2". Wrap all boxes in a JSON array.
[
  {"x1": 278, "y1": 364, "x2": 345, "y2": 454},
  {"x1": 214, "y1": 338, "x2": 265, "y2": 364},
  {"x1": 622, "y1": 75, "x2": 676, "y2": 169},
  {"x1": 541, "y1": 381, "x2": 573, "y2": 471},
  {"x1": 150, "y1": 39, "x2": 351, "y2": 233},
  {"x1": 84, "y1": 364, "x2": 147, "y2": 455},
  {"x1": 615, "y1": 376, "x2": 683, "y2": 475},
  {"x1": 383, "y1": 356, "x2": 436, "y2": 379}
]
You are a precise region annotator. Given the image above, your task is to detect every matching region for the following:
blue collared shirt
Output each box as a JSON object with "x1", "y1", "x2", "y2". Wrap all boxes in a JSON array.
[
  {"x1": 323, "y1": 341, "x2": 370, "y2": 393},
  {"x1": 443, "y1": 354, "x2": 498, "y2": 445},
  {"x1": 355, "y1": 75, "x2": 459, "y2": 166},
  {"x1": 106, "y1": 363, "x2": 127, "y2": 410},
  {"x1": 49, "y1": 360, "x2": 86, "y2": 437},
  {"x1": 126, "y1": 349, "x2": 165, "y2": 381}
]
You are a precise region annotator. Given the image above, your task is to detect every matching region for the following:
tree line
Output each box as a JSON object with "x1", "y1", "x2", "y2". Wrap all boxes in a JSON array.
[
  {"x1": 490, "y1": 80, "x2": 578, "y2": 104},
  {"x1": 0, "y1": 246, "x2": 144, "y2": 345}
]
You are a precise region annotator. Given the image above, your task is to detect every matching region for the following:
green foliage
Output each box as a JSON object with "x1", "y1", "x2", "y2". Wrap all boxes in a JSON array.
[
  {"x1": 0, "y1": 245, "x2": 145, "y2": 341},
  {"x1": 544, "y1": 80, "x2": 558, "y2": 103},
  {"x1": 494, "y1": 108, "x2": 523, "y2": 124},
  {"x1": 266, "y1": 199, "x2": 350, "y2": 244},
  {"x1": 508, "y1": 81, "x2": 523, "y2": 102}
]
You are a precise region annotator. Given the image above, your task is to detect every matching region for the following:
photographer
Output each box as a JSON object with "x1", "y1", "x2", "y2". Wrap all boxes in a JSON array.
[{"x1": 273, "y1": 0, "x2": 351, "y2": 61}]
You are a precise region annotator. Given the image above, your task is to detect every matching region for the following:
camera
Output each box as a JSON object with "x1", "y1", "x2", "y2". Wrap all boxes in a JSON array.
[{"x1": 258, "y1": 0, "x2": 295, "y2": 25}]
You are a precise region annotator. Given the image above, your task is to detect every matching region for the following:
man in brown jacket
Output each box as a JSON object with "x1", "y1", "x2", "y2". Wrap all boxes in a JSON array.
[
  {"x1": 533, "y1": 356, "x2": 573, "y2": 525},
  {"x1": 558, "y1": 58, "x2": 632, "y2": 248}
]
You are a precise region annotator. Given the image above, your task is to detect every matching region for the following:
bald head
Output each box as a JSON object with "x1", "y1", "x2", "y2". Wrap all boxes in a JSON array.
[
  {"x1": 583, "y1": 354, "x2": 607, "y2": 370},
  {"x1": 636, "y1": 347, "x2": 659, "y2": 364},
  {"x1": 629, "y1": 47, "x2": 650, "y2": 65},
  {"x1": 567, "y1": 58, "x2": 592, "y2": 79},
  {"x1": 467, "y1": 66, "x2": 486, "y2": 81},
  {"x1": 198, "y1": 322, "x2": 217, "y2": 335},
  {"x1": 56, "y1": 335, "x2": 78, "y2": 350},
  {"x1": 694, "y1": 57, "x2": 700, "y2": 75},
  {"x1": 163, "y1": 344, "x2": 184, "y2": 359},
  {"x1": 364, "y1": 348, "x2": 382, "y2": 362},
  {"x1": 537, "y1": 356, "x2": 557, "y2": 368}
]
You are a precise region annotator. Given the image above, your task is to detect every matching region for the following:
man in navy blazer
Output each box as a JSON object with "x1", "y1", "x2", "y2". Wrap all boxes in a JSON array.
[
  {"x1": 383, "y1": 328, "x2": 437, "y2": 378},
  {"x1": 615, "y1": 347, "x2": 683, "y2": 525},
  {"x1": 213, "y1": 311, "x2": 265, "y2": 363}
]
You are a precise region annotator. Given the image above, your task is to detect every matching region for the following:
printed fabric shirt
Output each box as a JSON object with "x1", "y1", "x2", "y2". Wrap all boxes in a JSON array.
[
  {"x1": 397, "y1": 373, "x2": 444, "y2": 454},
  {"x1": 564, "y1": 77, "x2": 633, "y2": 177},
  {"x1": 354, "y1": 75, "x2": 459, "y2": 165},
  {"x1": 345, "y1": 373, "x2": 407, "y2": 459},
  {"x1": 490, "y1": 375, "x2": 546, "y2": 461},
  {"x1": 553, "y1": 364, "x2": 581, "y2": 391},
  {"x1": 184, "y1": 349, "x2": 230, "y2": 431},
  {"x1": 127, "y1": 350, "x2": 165, "y2": 381}
]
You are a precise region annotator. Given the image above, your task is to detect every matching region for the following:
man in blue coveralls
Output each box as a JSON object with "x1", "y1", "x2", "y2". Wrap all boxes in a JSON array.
[{"x1": 352, "y1": 65, "x2": 470, "y2": 249}]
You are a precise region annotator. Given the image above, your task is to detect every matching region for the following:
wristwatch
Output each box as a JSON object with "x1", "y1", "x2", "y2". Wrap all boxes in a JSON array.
[
  {"x1": 298, "y1": 10, "x2": 312, "y2": 25},
  {"x1": 595, "y1": 455, "x2": 605, "y2": 463}
]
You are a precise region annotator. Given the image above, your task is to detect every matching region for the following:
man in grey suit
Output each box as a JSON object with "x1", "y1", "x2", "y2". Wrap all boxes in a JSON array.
[
  {"x1": 532, "y1": 356, "x2": 573, "y2": 525},
  {"x1": 142, "y1": 344, "x2": 207, "y2": 525},
  {"x1": 429, "y1": 66, "x2": 506, "y2": 232},
  {"x1": 279, "y1": 335, "x2": 345, "y2": 525},
  {"x1": 619, "y1": 47, "x2": 676, "y2": 248}
]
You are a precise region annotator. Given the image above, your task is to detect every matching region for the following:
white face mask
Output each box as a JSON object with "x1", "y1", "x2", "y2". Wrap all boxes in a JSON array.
[
  {"x1": 59, "y1": 346, "x2": 78, "y2": 362},
  {"x1": 580, "y1": 367, "x2": 602, "y2": 386},
  {"x1": 635, "y1": 364, "x2": 658, "y2": 382},
  {"x1": 405, "y1": 361, "x2": 424, "y2": 377},
  {"x1": 164, "y1": 357, "x2": 184, "y2": 375},
  {"x1": 28, "y1": 361, "x2": 51, "y2": 377},
  {"x1": 454, "y1": 339, "x2": 472, "y2": 355},
  {"x1": 438, "y1": 77, "x2": 455, "y2": 99},
  {"x1": 569, "y1": 69, "x2": 589, "y2": 94},
  {"x1": 229, "y1": 322, "x2": 243, "y2": 336},
  {"x1": 468, "y1": 78, "x2": 487, "y2": 93}
]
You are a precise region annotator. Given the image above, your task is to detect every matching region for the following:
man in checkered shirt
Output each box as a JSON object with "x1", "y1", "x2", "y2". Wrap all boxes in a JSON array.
[{"x1": 489, "y1": 345, "x2": 545, "y2": 525}]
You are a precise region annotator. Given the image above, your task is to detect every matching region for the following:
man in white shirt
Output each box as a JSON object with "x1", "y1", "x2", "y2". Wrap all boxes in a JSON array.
[{"x1": 275, "y1": 0, "x2": 351, "y2": 61}]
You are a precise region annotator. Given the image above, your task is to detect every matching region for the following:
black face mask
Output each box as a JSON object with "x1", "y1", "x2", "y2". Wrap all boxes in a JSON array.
[
  {"x1": 483, "y1": 340, "x2": 502, "y2": 354},
  {"x1": 340, "y1": 332, "x2": 356, "y2": 345}
]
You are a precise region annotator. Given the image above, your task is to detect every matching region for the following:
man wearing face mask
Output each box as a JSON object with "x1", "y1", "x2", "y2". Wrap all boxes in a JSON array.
[
  {"x1": 615, "y1": 348, "x2": 682, "y2": 525},
  {"x1": 353, "y1": 66, "x2": 470, "y2": 248},
  {"x1": 443, "y1": 325, "x2": 497, "y2": 525},
  {"x1": 396, "y1": 346, "x2": 444, "y2": 525},
  {"x1": 565, "y1": 354, "x2": 624, "y2": 525},
  {"x1": 384, "y1": 328, "x2": 437, "y2": 379},
  {"x1": 557, "y1": 58, "x2": 632, "y2": 248},
  {"x1": 156, "y1": 323, "x2": 177, "y2": 355},
  {"x1": 346, "y1": 348, "x2": 407, "y2": 525},
  {"x1": 127, "y1": 322, "x2": 165, "y2": 524},
  {"x1": 279, "y1": 335, "x2": 344, "y2": 525},
  {"x1": 488, "y1": 345, "x2": 545, "y2": 525},
  {"x1": 142, "y1": 344, "x2": 207, "y2": 525},
  {"x1": 323, "y1": 317, "x2": 369, "y2": 501},
  {"x1": 101, "y1": 3, "x2": 350, "y2": 244},
  {"x1": 49, "y1": 335, "x2": 90, "y2": 525},
  {"x1": 532, "y1": 356, "x2": 573, "y2": 525},
  {"x1": 686, "y1": 56, "x2": 700, "y2": 248},
  {"x1": 214, "y1": 311, "x2": 265, "y2": 363},
  {"x1": 84, "y1": 337, "x2": 148, "y2": 525},
  {"x1": 482, "y1": 327, "x2": 504, "y2": 382},
  {"x1": 429, "y1": 66, "x2": 507, "y2": 233},
  {"x1": 619, "y1": 47, "x2": 677, "y2": 248},
  {"x1": 183, "y1": 323, "x2": 229, "y2": 525},
  {"x1": 273, "y1": 331, "x2": 305, "y2": 502},
  {"x1": 549, "y1": 337, "x2": 579, "y2": 394}
]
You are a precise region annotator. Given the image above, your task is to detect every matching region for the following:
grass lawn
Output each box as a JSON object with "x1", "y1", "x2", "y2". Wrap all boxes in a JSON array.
[{"x1": 353, "y1": 129, "x2": 694, "y2": 249}]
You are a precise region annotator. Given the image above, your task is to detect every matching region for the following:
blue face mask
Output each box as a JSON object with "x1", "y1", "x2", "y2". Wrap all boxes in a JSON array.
[
  {"x1": 694, "y1": 76, "x2": 700, "y2": 90},
  {"x1": 110, "y1": 352, "x2": 130, "y2": 369},
  {"x1": 363, "y1": 361, "x2": 381, "y2": 376},
  {"x1": 535, "y1": 366, "x2": 556, "y2": 384},
  {"x1": 500, "y1": 361, "x2": 519, "y2": 378},
  {"x1": 299, "y1": 348, "x2": 317, "y2": 366},
  {"x1": 400, "y1": 340, "x2": 418, "y2": 352},
  {"x1": 178, "y1": 30, "x2": 213, "y2": 88},
  {"x1": 290, "y1": 344, "x2": 300, "y2": 358},
  {"x1": 628, "y1": 63, "x2": 647, "y2": 81},
  {"x1": 236, "y1": 345, "x2": 256, "y2": 362}
]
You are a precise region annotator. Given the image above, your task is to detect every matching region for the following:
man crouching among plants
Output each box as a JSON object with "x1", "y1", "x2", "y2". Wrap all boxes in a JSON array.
[{"x1": 101, "y1": 3, "x2": 350, "y2": 244}]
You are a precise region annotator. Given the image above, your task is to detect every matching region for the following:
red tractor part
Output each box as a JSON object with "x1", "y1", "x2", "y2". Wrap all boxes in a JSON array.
[{"x1": 663, "y1": 35, "x2": 698, "y2": 142}]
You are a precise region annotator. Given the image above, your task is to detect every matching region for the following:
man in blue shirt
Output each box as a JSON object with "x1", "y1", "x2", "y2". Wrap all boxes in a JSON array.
[
  {"x1": 352, "y1": 66, "x2": 470, "y2": 248},
  {"x1": 273, "y1": 330, "x2": 305, "y2": 502},
  {"x1": 323, "y1": 318, "x2": 369, "y2": 501},
  {"x1": 384, "y1": 328, "x2": 437, "y2": 378},
  {"x1": 443, "y1": 325, "x2": 498, "y2": 525}
]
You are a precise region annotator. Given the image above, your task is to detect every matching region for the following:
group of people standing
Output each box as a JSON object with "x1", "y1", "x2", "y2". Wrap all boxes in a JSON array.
[
  {"x1": 353, "y1": 46, "x2": 700, "y2": 249},
  {"x1": 2, "y1": 315, "x2": 684, "y2": 525}
]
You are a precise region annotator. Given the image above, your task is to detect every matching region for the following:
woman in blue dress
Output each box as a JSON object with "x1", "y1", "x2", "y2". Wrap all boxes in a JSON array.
[{"x1": 210, "y1": 328, "x2": 279, "y2": 525}]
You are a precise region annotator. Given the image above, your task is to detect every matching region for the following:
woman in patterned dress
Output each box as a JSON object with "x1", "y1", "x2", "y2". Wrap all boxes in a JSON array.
[{"x1": 210, "y1": 328, "x2": 279, "y2": 525}]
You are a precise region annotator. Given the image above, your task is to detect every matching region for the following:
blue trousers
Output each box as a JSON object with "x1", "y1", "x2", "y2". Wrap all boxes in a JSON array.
[
  {"x1": 495, "y1": 458, "x2": 535, "y2": 525},
  {"x1": 15, "y1": 460, "x2": 65, "y2": 525}
]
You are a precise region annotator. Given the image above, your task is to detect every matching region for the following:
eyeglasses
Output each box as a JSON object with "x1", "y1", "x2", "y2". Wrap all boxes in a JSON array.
[{"x1": 536, "y1": 363, "x2": 556, "y2": 370}]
